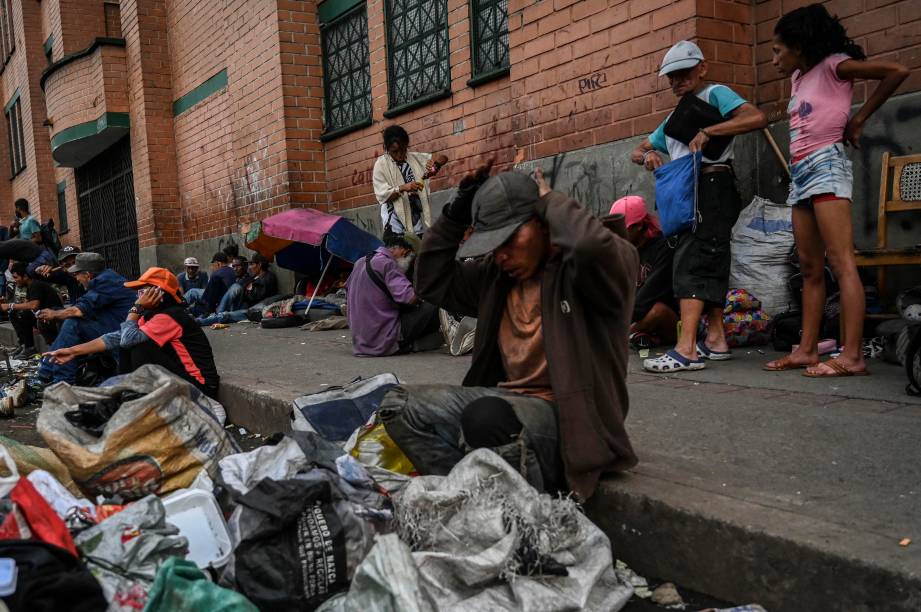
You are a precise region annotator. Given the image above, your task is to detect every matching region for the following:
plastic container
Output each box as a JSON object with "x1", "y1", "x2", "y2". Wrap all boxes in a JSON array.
[{"x1": 162, "y1": 489, "x2": 232, "y2": 569}]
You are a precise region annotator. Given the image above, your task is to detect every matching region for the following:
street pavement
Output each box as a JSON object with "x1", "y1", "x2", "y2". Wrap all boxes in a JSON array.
[{"x1": 208, "y1": 324, "x2": 921, "y2": 611}]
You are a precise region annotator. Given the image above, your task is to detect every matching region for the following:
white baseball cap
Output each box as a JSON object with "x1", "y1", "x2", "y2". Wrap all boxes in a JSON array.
[
  {"x1": 659, "y1": 40, "x2": 705, "y2": 76},
  {"x1": 183, "y1": 257, "x2": 200, "y2": 267}
]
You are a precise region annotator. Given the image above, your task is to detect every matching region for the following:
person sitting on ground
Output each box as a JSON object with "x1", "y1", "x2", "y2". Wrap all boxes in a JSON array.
[
  {"x1": 197, "y1": 253, "x2": 278, "y2": 325},
  {"x1": 195, "y1": 252, "x2": 236, "y2": 316},
  {"x1": 3, "y1": 262, "x2": 62, "y2": 357},
  {"x1": 372, "y1": 125, "x2": 448, "y2": 239},
  {"x1": 380, "y1": 161, "x2": 639, "y2": 501},
  {"x1": 345, "y1": 233, "x2": 441, "y2": 357},
  {"x1": 33, "y1": 253, "x2": 136, "y2": 385},
  {"x1": 230, "y1": 255, "x2": 250, "y2": 285},
  {"x1": 177, "y1": 257, "x2": 208, "y2": 294},
  {"x1": 630, "y1": 40, "x2": 767, "y2": 373},
  {"x1": 609, "y1": 196, "x2": 679, "y2": 348},
  {"x1": 32, "y1": 245, "x2": 84, "y2": 304},
  {"x1": 13, "y1": 199, "x2": 40, "y2": 241},
  {"x1": 45, "y1": 268, "x2": 220, "y2": 399}
]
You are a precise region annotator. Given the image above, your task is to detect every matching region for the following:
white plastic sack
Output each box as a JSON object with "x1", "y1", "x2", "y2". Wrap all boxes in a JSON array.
[
  {"x1": 322, "y1": 449, "x2": 633, "y2": 612},
  {"x1": 729, "y1": 196, "x2": 796, "y2": 316}
]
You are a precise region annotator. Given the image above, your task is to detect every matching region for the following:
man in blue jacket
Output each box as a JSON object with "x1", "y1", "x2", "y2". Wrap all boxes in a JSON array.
[{"x1": 34, "y1": 252, "x2": 135, "y2": 385}]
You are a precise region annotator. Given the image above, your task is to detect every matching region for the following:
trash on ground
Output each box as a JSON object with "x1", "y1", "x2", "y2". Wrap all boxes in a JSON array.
[
  {"x1": 325, "y1": 449, "x2": 633, "y2": 611},
  {"x1": 291, "y1": 373, "x2": 398, "y2": 442},
  {"x1": 899, "y1": 538, "x2": 911, "y2": 547},
  {"x1": 0, "y1": 380, "x2": 28, "y2": 418},
  {"x1": 145, "y1": 556, "x2": 258, "y2": 612},
  {"x1": 75, "y1": 495, "x2": 188, "y2": 611},
  {"x1": 38, "y1": 365, "x2": 238, "y2": 500},
  {"x1": 162, "y1": 488, "x2": 232, "y2": 569},
  {"x1": 0, "y1": 433, "x2": 83, "y2": 496},
  {"x1": 652, "y1": 581, "x2": 685, "y2": 606}
]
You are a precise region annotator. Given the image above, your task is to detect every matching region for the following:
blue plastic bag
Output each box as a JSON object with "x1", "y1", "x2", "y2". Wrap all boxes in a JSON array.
[{"x1": 653, "y1": 152, "x2": 701, "y2": 237}]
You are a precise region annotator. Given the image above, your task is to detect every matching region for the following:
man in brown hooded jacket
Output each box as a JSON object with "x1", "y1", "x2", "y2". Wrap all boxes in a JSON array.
[{"x1": 380, "y1": 162, "x2": 639, "y2": 500}]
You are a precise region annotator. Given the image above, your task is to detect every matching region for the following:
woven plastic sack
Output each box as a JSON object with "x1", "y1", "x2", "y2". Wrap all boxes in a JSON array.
[
  {"x1": 321, "y1": 449, "x2": 633, "y2": 612},
  {"x1": 38, "y1": 364, "x2": 239, "y2": 500},
  {"x1": 0, "y1": 434, "x2": 84, "y2": 497},
  {"x1": 729, "y1": 196, "x2": 795, "y2": 315}
]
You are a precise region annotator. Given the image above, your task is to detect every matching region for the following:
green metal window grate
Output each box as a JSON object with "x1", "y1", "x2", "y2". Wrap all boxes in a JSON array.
[
  {"x1": 384, "y1": 0, "x2": 450, "y2": 116},
  {"x1": 469, "y1": 0, "x2": 509, "y2": 85},
  {"x1": 321, "y1": 4, "x2": 371, "y2": 139},
  {"x1": 5, "y1": 94, "x2": 25, "y2": 178}
]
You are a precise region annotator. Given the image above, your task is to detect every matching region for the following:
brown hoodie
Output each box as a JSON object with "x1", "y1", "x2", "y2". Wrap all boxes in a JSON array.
[{"x1": 415, "y1": 190, "x2": 639, "y2": 499}]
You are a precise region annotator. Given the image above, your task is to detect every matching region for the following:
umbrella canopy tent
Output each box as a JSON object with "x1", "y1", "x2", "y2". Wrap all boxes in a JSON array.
[{"x1": 244, "y1": 208, "x2": 382, "y2": 309}]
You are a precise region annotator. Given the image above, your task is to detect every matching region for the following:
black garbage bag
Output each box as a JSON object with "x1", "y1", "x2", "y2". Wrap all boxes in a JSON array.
[
  {"x1": 63, "y1": 390, "x2": 144, "y2": 437},
  {"x1": 0, "y1": 540, "x2": 107, "y2": 612}
]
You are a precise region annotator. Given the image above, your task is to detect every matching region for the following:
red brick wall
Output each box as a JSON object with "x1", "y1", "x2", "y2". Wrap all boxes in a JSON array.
[
  {"x1": 323, "y1": 0, "x2": 515, "y2": 215},
  {"x1": 121, "y1": 0, "x2": 182, "y2": 249},
  {"x1": 755, "y1": 0, "x2": 921, "y2": 120},
  {"x1": 0, "y1": 0, "x2": 58, "y2": 226},
  {"x1": 43, "y1": 44, "x2": 129, "y2": 136},
  {"x1": 168, "y1": 0, "x2": 328, "y2": 243}
]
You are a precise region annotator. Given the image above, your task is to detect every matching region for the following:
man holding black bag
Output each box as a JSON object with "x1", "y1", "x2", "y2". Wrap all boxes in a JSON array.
[{"x1": 630, "y1": 40, "x2": 767, "y2": 372}]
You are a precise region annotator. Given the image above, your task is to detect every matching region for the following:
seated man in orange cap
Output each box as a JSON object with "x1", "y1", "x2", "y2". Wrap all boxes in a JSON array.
[
  {"x1": 610, "y1": 196, "x2": 678, "y2": 348},
  {"x1": 45, "y1": 267, "x2": 220, "y2": 398}
]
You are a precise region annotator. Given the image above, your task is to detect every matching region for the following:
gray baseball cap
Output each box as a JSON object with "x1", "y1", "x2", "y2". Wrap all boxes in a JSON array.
[
  {"x1": 456, "y1": 171, "x2": 540, "y2": 259},
  {"x1": 68, "y1": 252, "x2": 105, "y2": 275},
  {"x1": 659, "y1": 40, "x2": 705, "y2": 76}
]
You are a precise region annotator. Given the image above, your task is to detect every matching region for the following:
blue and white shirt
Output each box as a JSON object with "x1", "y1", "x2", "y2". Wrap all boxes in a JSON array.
[{"x1": 649, "y1": 84, "x2": 747, "y2": 164}]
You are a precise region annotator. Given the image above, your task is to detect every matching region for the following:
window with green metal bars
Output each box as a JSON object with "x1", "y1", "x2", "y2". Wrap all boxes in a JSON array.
[
  {"x1": 468, "y1": 0, "x2": 509, "y2": 86},
  {"x1": 384, "y1": 0, "x2": 450, "y2": 117},
  {"x1": 5, "y1": 95, "x2": 25, "y2": 178},
  {"x1": 57, "y1": 182, "x2": 69, "y2": 233},
  {"x1": 321, "y1": 3, "x2": 371, "y2": 140}
]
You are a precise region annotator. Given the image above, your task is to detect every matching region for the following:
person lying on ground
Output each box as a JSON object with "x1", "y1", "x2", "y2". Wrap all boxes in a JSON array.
[
  {"x1": 764, "y1": 4, "x2": 908, "y2": 377},
  {"x1": 32, "y1": 245, "x2": 85, "y2": 304},
  {"x1": 196, "y1": 253, "x2": 278, "y2": 326},
  {"x1": 32, "y1": 252, "x2": 135, "y2": 385},
  {"x1": 380, "y1": 160, "x2": 640, "y2": 502},
  {"x1": 177, "y1": 257, "x2": 208, "y2": 293},
  {"x1": 346, "y1": 232, "x2": 441, "y2": 356},
  {"x1": 373, "y1": 124, "x2": 448, "y2": 239},
  {"x1": 609, "y1": 196, "x2": 679, "y2": 348},
  {"x1": 191, "y1": 252, "x2": 236, "y2": 316},
  {"x1": 3, "y1": 262, "x2": 62, "y2": 357},
  {"x1": 45, "y1": 268, "x2": 220, "y2": 399},
  {"x1": 630, "y1": 40, "x2": 767, "y2": 373}
]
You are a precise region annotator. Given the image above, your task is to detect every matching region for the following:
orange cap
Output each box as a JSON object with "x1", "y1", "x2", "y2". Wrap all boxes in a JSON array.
[{"x1": 124, "y1": 267, "x2": 182, "y2": 302}]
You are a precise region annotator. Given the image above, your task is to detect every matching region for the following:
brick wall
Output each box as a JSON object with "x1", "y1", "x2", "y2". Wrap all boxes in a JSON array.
[
  {"x1": 121, "y1": 0, "x2": 182, "y2": 249},
  {"x1": 323, "y1": 0, "x2": 515, "y2": 215},
  {"x1": 755, "y1": 0, "x2": 921, "y2": 120},
  {"x1": 168, "y1": 0, "x2": 329, "y2": 244},
  {"x1": 43, "y1": 44, "x2": 129, "y2": 136},
  {"x1": 0, "y1": 0, "x2": 58, "y2": 226}
]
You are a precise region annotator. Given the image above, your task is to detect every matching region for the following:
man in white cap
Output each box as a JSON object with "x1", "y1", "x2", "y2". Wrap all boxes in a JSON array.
[
  {"x1": 630, "y1": 40, "x2": 766, "y2": 373},
  {"x1": 177, "y1": 256, "x2": 208, "y2": 294}
]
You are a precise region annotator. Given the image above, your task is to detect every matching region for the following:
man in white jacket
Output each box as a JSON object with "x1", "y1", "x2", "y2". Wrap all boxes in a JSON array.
[{"x1": 372, "y1": 125, "x2": 448, "y2": 239}]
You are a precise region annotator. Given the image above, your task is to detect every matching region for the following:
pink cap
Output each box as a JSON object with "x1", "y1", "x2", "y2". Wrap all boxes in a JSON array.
[{"x1": 609, "y1": 196, "x2": 661, "y2": 239}]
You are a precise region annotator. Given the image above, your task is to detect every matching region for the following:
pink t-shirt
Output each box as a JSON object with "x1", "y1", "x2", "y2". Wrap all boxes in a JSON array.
[{"x1": 788, "y1": 53, "x2": 853, "y2": 161}]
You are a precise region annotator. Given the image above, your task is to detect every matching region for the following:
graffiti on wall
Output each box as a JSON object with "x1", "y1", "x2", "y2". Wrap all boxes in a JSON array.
[{"x1": 578, "y1": 72, "x2": 607, "y2": 95}]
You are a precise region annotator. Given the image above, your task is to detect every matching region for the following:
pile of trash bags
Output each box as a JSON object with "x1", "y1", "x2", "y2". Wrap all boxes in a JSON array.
[{"x1": 0, "y1": 366, "x2": 762, "y2": 610}]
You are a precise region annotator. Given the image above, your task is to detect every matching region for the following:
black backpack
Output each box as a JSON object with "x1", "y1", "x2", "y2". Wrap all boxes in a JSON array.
[
  {"x1": 40, "y1": 219, "x2": 62, "y2": 256},
  {"x1": 770, "y1": 310, "x2": 802, "y2": 352}
]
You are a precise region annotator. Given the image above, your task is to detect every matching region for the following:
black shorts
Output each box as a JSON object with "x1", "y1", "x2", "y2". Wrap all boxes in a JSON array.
[{"x1": 672, "y1": 171, "x2": 741, "y2": 306}]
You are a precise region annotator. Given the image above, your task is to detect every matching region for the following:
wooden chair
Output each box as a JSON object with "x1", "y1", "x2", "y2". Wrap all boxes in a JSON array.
[{"x1": 855, "y1": 152, "x2": 921, "y2": 298}]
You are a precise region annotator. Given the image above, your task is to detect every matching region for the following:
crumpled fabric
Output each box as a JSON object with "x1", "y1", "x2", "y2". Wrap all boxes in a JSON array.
[
  {"x1": 322, "y1": 449, "x2": 633, "y2": 611},
  {"x1": 143, "y1": 556, "x2": 257, "y2": 612},
  {"x1": 75, "y1": 495, "x2": 188, "y2": 612}
]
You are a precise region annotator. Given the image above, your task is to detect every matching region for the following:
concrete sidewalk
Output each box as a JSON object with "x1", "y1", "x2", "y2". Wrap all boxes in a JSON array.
[{"x1": 205, "y1": 324, "x2": 921, "y2": 611}]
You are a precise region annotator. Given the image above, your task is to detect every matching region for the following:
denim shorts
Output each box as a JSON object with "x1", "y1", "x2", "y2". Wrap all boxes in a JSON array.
[{"x1": 787, "y1": 143, "x2": 853, "y2": 206}]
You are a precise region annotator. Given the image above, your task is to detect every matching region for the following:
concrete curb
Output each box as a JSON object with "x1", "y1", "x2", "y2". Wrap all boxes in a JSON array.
[{"x1": 586, "y1": 469, "x2": 921, "y2": 612}]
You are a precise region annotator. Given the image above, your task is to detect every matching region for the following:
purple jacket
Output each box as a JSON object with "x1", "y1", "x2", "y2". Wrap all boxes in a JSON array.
[{"x1": 346, "y1": 247, "x2": 416, "y2": 356}]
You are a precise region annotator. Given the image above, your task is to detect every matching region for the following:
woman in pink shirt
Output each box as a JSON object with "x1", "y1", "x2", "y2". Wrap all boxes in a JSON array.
[{"x1": 765, "y1": 4, "x2": 908, "y2": 377}]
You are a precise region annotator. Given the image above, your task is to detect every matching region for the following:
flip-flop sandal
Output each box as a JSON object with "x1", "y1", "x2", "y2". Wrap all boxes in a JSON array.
[
  {"x1": 763, "y1": 355, "x2": 818, "y2": 372},
  {"x1": 644, "y1": 350, "x2": 706, "y2": 373},
  {"x1": 696, "y1": 341, "x2": 732, "y2": 361},
  {"x1": 803, "y1": 360, "x2": 869, "y2": 378}
]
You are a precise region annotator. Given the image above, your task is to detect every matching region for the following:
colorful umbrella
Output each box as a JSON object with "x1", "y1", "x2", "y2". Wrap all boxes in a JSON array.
[{"x1": 244, "y1": 208, "x2": 382, "y2": 310}]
